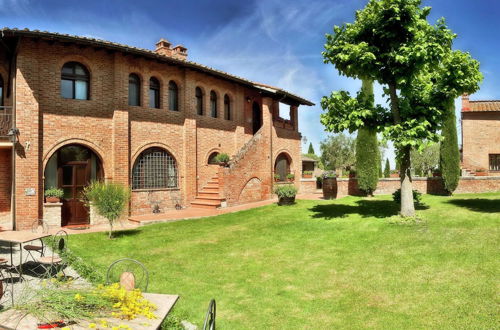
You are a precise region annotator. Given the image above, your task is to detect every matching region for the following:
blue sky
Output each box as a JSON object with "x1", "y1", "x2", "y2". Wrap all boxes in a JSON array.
[{"x1": 1, "y1": 0, "x2": 498, "y2": 167}]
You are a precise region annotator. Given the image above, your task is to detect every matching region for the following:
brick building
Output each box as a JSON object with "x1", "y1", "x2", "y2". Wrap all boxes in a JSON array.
[
  {"x1": 461, "y1": 94, "x2": 500, "y2": 175},
  {"x1": 0, "y1": 28, "x2": 313, "y2": 230}
]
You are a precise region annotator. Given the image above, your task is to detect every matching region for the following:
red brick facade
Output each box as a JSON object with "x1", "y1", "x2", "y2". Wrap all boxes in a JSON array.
[
  {"x1": 0, "y1": 30, "x2": 312, "y2": 230},
  {"x1": 461, "y1": 94, "x2": 500, "y2": 175}
]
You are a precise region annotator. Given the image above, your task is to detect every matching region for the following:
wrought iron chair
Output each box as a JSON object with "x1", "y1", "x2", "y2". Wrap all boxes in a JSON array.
[
  {"x1": 202, "y1": 299, "x2": 216, "y2": 330},
  {"x1": 24, "y1": 219, "x2": 49, "y2": 263},
  {"x1": 106, "y1": 258, "x2": 149, "y2": 292},
  {"x1": 36, "y1": 230, "x2": 68, "y2": 278},
  {"x1": 0, "y1": 266, "x2": 14, "y2": 308}
]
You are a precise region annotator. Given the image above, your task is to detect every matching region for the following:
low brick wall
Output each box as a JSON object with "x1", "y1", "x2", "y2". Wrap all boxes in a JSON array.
[{"x1": 301, "y1": 176, "x2": 500, "y2": 197}]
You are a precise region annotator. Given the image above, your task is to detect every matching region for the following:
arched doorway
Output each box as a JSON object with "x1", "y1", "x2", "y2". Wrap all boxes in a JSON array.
[
  {"x1": 274, "y1": 153, "x2": 291, "y2": 181},
  {"x1": 44, "y1": 144, "x2": 103, "y2": 226},
  {"x1": 252, "y1": 101, "x2": 262, "y2": 135},
  {"x1": 207, "y1": 152, "x2": 220, "y2": 165}
]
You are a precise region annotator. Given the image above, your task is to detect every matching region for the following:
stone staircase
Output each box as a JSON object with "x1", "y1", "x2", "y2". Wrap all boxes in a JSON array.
[{"x1": 191, "y1": 175, "x2": 225, "y2": 209}]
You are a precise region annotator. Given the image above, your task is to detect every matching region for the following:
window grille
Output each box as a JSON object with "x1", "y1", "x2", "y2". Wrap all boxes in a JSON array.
[
  {"x1": 132, "y1": 148, "x2": 178, "y2": 189},
  {"x1": 490, "y1": 154, "x2": 500, "y2": 171}
]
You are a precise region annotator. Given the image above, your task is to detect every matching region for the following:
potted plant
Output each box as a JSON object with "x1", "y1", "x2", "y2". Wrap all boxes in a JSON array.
[
  {"x1": 322, "y1": 171, "x2": 337, "y2": 199},
  {"x1": 302, "y1": 171, "x2": 313, "y2": 178},
  {"x1": 44, "y1": 187, "x2": 63, "y2": 203},
  {"x1": 274, "y1": 184, "x2": 298, "y2": 205},
  {"x1": 475, "y1": 168, "x2": 488, "y2": 176},
  {"x1": 214, "y1": 153, "x2": 230, "y2": 167},
  {"x1": 286, "y1": 173, "x2": 295, "y2": 182},
  {"x1": 274, "y1": 174, "x2": 281, "y2": 182}
]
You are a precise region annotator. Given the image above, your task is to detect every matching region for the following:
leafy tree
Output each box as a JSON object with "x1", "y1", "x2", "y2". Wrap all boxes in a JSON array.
[
  {"x1": 355, "y1": 79, "x2": 379, "y2": 195},
  {"x1": 321, "y1": 0, "x2": 481, "y2": 216},
  {"x1": 320, "y1": 133, "x2": 355, "y2": 173},
  {"x1": 440, "y1": 101, "x2": 460, "y2": 194},
  {"x1": 384, "y1": 158, "x2": 390, "y2": 178},
  {"x1": 308, "y1": 142, "x2": 315, "y2": 155},
  {"x1": 84, "y1": 181, "x2": 130, "y2": 239},
  {"x1": 411, "y1": 143, "x2": 440, "y2": 177}
]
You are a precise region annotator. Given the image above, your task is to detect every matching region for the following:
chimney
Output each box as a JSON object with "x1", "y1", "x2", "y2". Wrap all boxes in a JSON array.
[
  {"x1": 172, "y1": 45, "x2": 188, "y2": 60},
  {"x1": 155, "y1": 38, "x2": 172, "y2": 57},
  {"x1": 462, "y1": 93, "x2": 470, "y2": 112}
]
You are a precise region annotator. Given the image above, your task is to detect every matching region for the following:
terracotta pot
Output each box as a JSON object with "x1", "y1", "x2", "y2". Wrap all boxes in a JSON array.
[
  {"x1": 390, "y1": 173, "x2": 399, "y2": 178},
  {"x1": 322, "y1": 177, "x2": 338, "y2": 200},
  {"x1": 287, "y1": 178, "x2": 294, "y2": 182},
  {"x1": 45, "y1": 196, "x2": 60, "y2": 203},
  {"x1": 302, "y1": 174, "x2": 312, "y2": 178},
  {"x1": 278, "y1": 196, "x2": 295, "y2": 205},
  {"x1": 475, "y1": 172, "x2": 488, "y2": 176}
]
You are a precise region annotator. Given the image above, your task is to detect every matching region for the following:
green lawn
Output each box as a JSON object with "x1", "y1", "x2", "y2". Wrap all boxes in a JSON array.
[{"x1": 68, "y1": 193, "x2": 499, "y2": 329}]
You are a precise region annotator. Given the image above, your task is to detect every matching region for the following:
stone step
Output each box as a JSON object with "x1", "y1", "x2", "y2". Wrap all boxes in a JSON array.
[
  {"x1": 204, "y1": 183, "x2": 219, "y2": 190},
  {"x1": 193, "y1": 196, "x2": 225, "y2": 203},
  {"x1": 197, "y1": 191, "x2": 220, "y2": 198},
  {"x1": 191, "y1": 200, "x2": 221, "y2": 209}
]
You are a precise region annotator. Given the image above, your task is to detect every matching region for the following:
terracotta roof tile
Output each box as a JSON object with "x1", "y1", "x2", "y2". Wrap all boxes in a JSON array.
[{"x1": 469, "y1": 100, "x2": 500, "y2": 112}]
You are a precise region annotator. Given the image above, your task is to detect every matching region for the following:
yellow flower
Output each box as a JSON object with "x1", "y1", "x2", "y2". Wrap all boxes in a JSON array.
[
  {"x1": 88, "y1": 323, "x2": 97, "y2": 328},
  {"x1": 74, "y1": 293, "x2": 85, "y2": 301}
]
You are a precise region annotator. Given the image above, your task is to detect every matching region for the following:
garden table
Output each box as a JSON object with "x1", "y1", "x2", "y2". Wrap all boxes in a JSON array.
[
  {"x1": 0, "y1": 293, "x2": 179, "y2": 329},
  {"x1": 0, "y1": 231, "x2": 52, "y2": 279}
]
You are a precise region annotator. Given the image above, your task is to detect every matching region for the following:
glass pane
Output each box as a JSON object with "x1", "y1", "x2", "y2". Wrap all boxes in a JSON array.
[
  {"x1": 63, "y1": 187, "x2": 73, "y2": 199},
  {"x1": 62, "y1": 166, "x2": 73, "y2": 185},
  {"x1": 62, "y1": 64, "x2": 73, "y2": 75},
  {"x1": 149, "y1": 89, "x2": 157, "y2": 108},
  {"x1": 75, "y1": 80, "x2": 88, "y2": 100},
  {"x1": 129, "y1": 83, "x2": 139, "y2": 106},
  {"x1": 61, "y1": 79, "x2": 73, "y2": 98},
  {"x1": 75, "y1": 64, "x2": 86, "y2": 75},
  {"x1": 0, "y1": 86, "x2": 3, "y2": 106},
  {"x1": 44, "y1": 153, "x2": 58, "y2": 189},
  {"x1": 169, "y1": 91, "x2": 178, "y2": 111},
  {"x1": 60, "y1": 145, "x2": 90, "y2": 163}
]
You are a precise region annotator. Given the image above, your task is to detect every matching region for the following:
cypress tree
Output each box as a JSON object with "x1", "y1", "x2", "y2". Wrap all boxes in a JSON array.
[
  {"x1": 440, "y1": 100, "x2": 461, "y2": 194},
  {"x1": 308, "y1": 142, "x2": 315, "y2": 155},
  {"x1": 384, "y1": 158, "x2": 390, "y2": 178},
  {"x1": 355, "y1": 79, "x2": 379, "y2": 195},
  {"x1": 379, "y1": 160, "x2": 383, "y2": 178}
]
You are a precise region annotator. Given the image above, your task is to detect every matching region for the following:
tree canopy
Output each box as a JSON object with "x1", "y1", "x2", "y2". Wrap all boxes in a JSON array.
[
  {"x1": 320, "y1": 133, "x2": 356, "y2": 172},
  {"x1": 320, "y1": 0, "x2": 482, "y2": 216}
]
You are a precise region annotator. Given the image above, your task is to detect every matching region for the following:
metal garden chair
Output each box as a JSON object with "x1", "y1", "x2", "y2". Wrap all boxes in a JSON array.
[
  {"x1": 23, "y1": 219, "x2": 48, "y2": 263},
  {"x1": 202, "y1": 299, "x2": 216, "y2": 330},
  {"x1": 106, "y1": 258, "x2": 149, "y2": 292},
  {"x1": 36, "y1": 230, "x2": 68, "y2": 278},
  {"x1": 0, "y1": 266, "x2": 14, "y2": 307}
]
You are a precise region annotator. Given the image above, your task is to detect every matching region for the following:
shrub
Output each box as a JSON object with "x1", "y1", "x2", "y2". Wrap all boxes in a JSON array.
[
  {"x1": 273, "y1": 184, "x2": 298, "y2": 198},
  {"x1": 322, "y1": 171, "x2": 336, "y2": 179},
  {"x1": 274, "y1": 174, "x2": 281, "y2": 180},
  {"x1": 439, "y1": 101, "x2": 461, "y2": 195},
  {"x1": 83, "y1": 181, "x2": 130, "y2": 239},
  {"x1": 44, "y1": 187, "x2": 64, "y2": 198},
  {"x1": 286, "y1": 173, "x2": 295, "y2": 180},
  {"x1": 384, "y1": 158, "x2": 390, "y2": 178},
  {"x1": 392, "y1": 189, "x2": 422, "y2": 205},
  {"x1": 303, "y1": 171, "x2": 313, "y2": 175},
  {"x1": 214, "y1": 153, "x2": 230, "y2": 165}
]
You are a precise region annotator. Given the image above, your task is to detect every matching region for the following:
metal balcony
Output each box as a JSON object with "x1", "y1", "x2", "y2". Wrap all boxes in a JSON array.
[{"x1": 0, "y1": 106, "x2": 13, "y2": 139}]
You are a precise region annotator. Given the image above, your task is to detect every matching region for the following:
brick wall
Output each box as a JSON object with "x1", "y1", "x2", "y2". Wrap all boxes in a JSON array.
[
  {"x1": 4, "y1": 38, "x2": 305, "y2": 228},
  {"x1": 462, "y1": 111, "x2": 500, "y2": 175}
]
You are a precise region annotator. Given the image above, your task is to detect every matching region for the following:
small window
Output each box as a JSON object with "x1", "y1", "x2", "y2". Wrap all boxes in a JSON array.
[
  {"x1": 490, "y1": 154, "x2": 500, "y2": 171},
  {"x1": 0, "y1": 75, "x2": 3, "y2": 106},
  {"x1": 208, "y1": 152, "x2": 219, "y2": 165},
  {"x1": 132, "y1": 148, "x2": 178, "y2": 189},
  {"x1": 210, "y1": 91, "x2": 217, "y2": 118},
  {"x1": 129, "y1": 74, "x2": 141, "y2": 106},
  {"x1": 224, "y1": 94, "x2": 231, "y2": 120},
  {"x1": 149, "y1": 77, "x2": 160, "y2": 108},
  {"x1": 169, "y1": 81, "x2": 179, "y2": 111},
  {"x1": 195, "y1": 87, "x2": 203, "y2": 115},
  {"x1": 61, "y1": 62, "x2": 89, "y2": 100}
]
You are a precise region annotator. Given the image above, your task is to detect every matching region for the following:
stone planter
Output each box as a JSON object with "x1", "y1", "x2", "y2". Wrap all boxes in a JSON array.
[
  {"x1": 302, "y1": 174, "x2": 312, "y2": 178},
  {"x1": 322, "y1": 177, "x2": 338, "y2": 200},
  {"x1": 43, "y1": 202, "x2": 62, "y2": 228},
  {"x1": 278, "y1": 196, "x2": 295, "y2": 206}
]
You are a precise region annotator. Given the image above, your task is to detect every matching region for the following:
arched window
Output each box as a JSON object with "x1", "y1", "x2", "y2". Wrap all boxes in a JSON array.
[
  {"x1": 210, "y1": 91, "x2": 217, "y2": 118},
  {"x1": 149, "y1": 77, "x2": 160, "y2": 108},
  {"x1": 195, "y1": 87, "x2": 203, "y2": 115},
  {"x1": 0, "y1": 75, "x2": 3, "y2": 106},
  {"x1": 224, "y1": 94, "x2": 231, "y2": 120},
  {"x1": 274, "y1": 153, "x2": 291, "y2": 182},
  {"x1": 132, "y1": 148, "x2": 178, "y2": 189},
  {"x1": 61, "y1": 62, "x2": 89, "y2": 100},
  {"x1": 169, "y1": 81, "x2": 179, "y2": 111},
  {"x1": 208, "y1": 152, "x2": 219, "y2": 165},
  {"x1": 128, "y1": 74, "x2": 141, "y2": 106}
]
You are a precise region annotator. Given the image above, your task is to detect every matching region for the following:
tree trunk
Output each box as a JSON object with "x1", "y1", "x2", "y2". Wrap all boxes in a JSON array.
[
  {"x1": 388, "y1": 84, "x2": 415, "y2": 217},
  {"x1": 109, "y1": 221, "x2": 113, "y2": 239}
]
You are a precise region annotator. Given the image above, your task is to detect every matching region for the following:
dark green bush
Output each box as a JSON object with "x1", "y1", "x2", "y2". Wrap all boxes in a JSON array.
[
  {"x1": 273, "y1": 184, "x2": 298, "y2": 198},
  {"x1": 392, "y1": 189, "x2": 422, "y2": 205}
]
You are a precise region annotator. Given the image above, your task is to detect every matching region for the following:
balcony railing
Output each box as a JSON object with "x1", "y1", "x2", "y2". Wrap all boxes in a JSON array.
[{"x1": 0, "y1": 106, "x2": 13, "y2": 138}]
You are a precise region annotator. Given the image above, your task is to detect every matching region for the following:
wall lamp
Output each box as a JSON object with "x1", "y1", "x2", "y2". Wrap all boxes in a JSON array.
[{"x1": 7, "y1": 127, "x2": 20, "y2": 143}]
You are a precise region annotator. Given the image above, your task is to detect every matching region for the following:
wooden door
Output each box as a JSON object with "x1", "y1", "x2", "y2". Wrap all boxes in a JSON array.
[
  {"x1": 275, "y1": 155, "x2": 289, "y2": 181},
  {"x1": 60, "y1": 161, "x2": 89, "y2": 226}
]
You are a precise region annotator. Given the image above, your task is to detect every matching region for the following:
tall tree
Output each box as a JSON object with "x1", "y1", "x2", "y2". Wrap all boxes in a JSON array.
[
  {"x1": 355, "y1": 79, "x2": 379, "y2": 195},
  {"x1": 440, "y1": 101, "x2": 461, "y2": 194},
  {"x1": 321, "y1": 0, "x2": 481, "y2": 216},
  {"x1": 320, "y1": 133, "x2": 356, "y2": 172},
  {"x1": 384, "y1": 158, "x2": 390, "y2": 178},
  {"x1": 308, "y1": 142, "x2": 315, "y2": 155}
]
